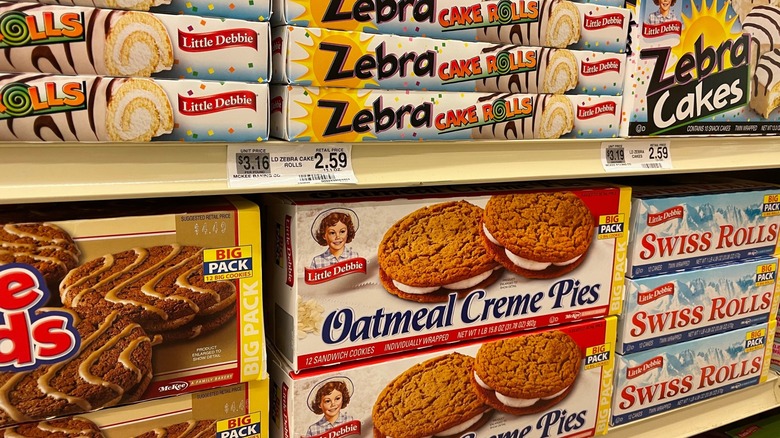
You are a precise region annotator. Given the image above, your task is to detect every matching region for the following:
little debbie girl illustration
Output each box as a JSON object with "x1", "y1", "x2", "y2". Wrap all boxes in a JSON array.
[
  {"x1": 304, "y1": 378, "x2": 354, "y2": 437},
  {"x1": 309, "y1": 209, "x2": 359, "y2": 269}
]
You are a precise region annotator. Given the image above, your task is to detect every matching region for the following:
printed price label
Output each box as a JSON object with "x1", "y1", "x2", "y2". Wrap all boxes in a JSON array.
[
  {"x1": 601, "y1": 140, "x2": 673, "y2": 172},
  {"x1": 227, "y1": 144, "x2": 357, "y2": 187}
]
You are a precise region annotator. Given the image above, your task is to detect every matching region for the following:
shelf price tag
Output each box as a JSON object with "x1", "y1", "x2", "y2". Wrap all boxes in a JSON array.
[
  {"x1": 601, "y1": 140, "x2": 673, "y2": 172},
  {"x1": 227, "y1": 144, "x2": 357, "y2": 187}
]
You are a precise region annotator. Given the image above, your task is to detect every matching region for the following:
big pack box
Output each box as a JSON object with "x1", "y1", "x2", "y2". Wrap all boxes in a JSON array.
[
  {"x1": 611, "y1": 320, "x2": 776, "y2": 426},
  {"x1": 0, "y1": 380, "x2": 268, "y2": 438},
  {"x1": 626, "y1": 177, "x2": 780, "y2": 278},
  {"x1": 0, "y1": 1, "x2": 271, "y2": 83},
  {"x1": 272, "y1": 26, "x2": 627, "y2": 95},
  {"x1": 618, "y1": 258, "x2": 780, "y2": 355},
  {"x1": 620, "y1": 0, "x2": 780, "y2": 136},
  {"x1": 261, "y1": 182, "x2": 630, "y2": 371},
  {"x1": 5, "y1": 0, "x2": 272, "y2": 21},
  {"x1": 272, "y1": 0, "x2": 630, "y2": 53},
  {"x1": 0, "y1": 196, "x2": 265, "y2": 428},
  {"x1": 270, "y1": 317, "x2": 617, "y2": 438},
  {"x1": 271, "y1": 86, "x2": 623, "y2": 142},
  {"x1": 0, "y1": 73, "x2": 269, "y2": 142}
]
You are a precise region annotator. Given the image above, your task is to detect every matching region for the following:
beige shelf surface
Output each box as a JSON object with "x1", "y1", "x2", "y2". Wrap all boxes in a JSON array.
[
  {"x1": 2, "y1": 136, "x2": 780, "y2": 204},
  {"x1": 607, "y1": 373, "x2": 780, "y2": 438}
]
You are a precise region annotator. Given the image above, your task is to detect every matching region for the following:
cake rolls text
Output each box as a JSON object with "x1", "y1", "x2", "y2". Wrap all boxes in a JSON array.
[
  {"x1": 0, "y1": 10, "x2": 86, "y2": 47},
  {"x1": 0, "y1": 80, "x2": 86, "y2": 119}
]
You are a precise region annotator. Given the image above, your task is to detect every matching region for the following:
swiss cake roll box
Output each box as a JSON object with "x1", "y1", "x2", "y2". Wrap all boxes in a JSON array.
[
  {"x1": 0, "y1": 1, "x2": 271, "y2": 82},
  {"x1": 618, "y1": 258, "x2": 780, "y2": 355},
  {"x1": 270, "y1": 317, "x2": 618, "y2": 438},
  {"x1": 611, "y1": 319, "x2": 777, "y2": 426},
  {"x1": 271, "y1": 0, "x2": 631, "y2": 54},
  {"x1": 272, "y1": 26, "x2": 627, "y2": 95},
  {"x1": 0, "y1": 73, "x2": 269, "y2": 142},
  {"x1": 260, "y1": 182, "x2": 631, "y2": 372},
  {"x1": 625, "y1": 177, "x2": 780, "y2": 279},
  {"x1": 0, "y1": 380, "x2": 269, "y2": 438},
  {"x1": 270, "y1": 86, "x2": 623, "y2": 141},
  {"x1": 2, "y1": 0, "x2": 272, "y2": 21},
  {"x1": 0, "y1": 196, "x2": 266, "y2": 429},
  {"x1": 620, "y1": 0, "x2": 780, "y2": 136}
]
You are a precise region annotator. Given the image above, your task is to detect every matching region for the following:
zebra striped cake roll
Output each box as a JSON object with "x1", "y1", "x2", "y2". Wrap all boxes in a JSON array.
[
  {"x1": 17, "y1": 0, "x2": 172, "y2": 11},
  {"x1": 743, "y1": 5, "x2": 780, "y2": 57},
  {"x1": 476, "y1": 0, "x2": 581, "y2": 48},
  {"x1": 106, "y1": 78, "x2": 174, "y2": 142},
  {"x1": 471, "y1": 94, "x2": 574, "y2": 140},
  {"x1": 731, "y1": 0, "x2": 779, "y2": 23},
  {"x1": 750, "y1": 49, "x2": 780, "y2": 118},
  {"x1": 475, "y1": 47, "x2": 579, "y2": 94}
]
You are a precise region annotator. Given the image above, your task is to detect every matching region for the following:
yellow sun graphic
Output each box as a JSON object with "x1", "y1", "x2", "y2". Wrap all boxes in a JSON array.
[
  {"x1": 292, "y1": 87, "x2": 378, "y2": 142},
  {"x1": 295, "y1": 29, "x2": 380, "y2": 89},
  {"x1": 670, "y1": 0, "x2": 741, "y2": 76},
  {"x1": 292, "y1": 0, "x2": 379, "y2": 32}
]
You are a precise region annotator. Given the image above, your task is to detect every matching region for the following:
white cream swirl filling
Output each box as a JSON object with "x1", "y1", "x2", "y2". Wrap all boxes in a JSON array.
[
  {"x1": 393, "y1": 269, "x2": 497, "y2": 295},
  {"x1": 474, "y1": 372, "x2": 569, "y2": 408},
  {"x1": 483, "y1": 225, "x2": 581, "y2": 270}
]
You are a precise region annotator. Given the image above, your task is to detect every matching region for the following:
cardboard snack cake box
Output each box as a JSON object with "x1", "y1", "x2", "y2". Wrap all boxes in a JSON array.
[
  {"x1": 0, "y1": 73, "x2": 269, "y2": 142},
  {"x1": 270, "y1": 317, "x2": 617, "y2": 438},
  {"x1": 611, "y1": 319, "x2": 776, "y2": 426},
  {"x1": 621, "y1": 0, "x2": 780, "y2": 136},
  {"x1": 0, "y1": 1, "x2": 271, "y2": 83},
  {"x1": 271, "y1": 85, "x2": 623, "y2": 142},
  {"x1": 626, "y1": 177, "x2": 780, "y2": 278},
  {"x1": 0, "y1": 380, "x2": 268, "y2": 438},
  {"x1": 4, "y1": 0, "x2": 272, "y2": 21},
  {"x1": 261, "y1": 181, "x2": 630, "y2": 372},
  {"x1": 0, "y1": 196, "x2": 266, "y2": 428},
  {"x1": 273, "y1": 26, "x2": 627, "y2": 95},
  {"x1": 618, "y1": 258, "x2": 780, "y2": 355},
  {"x1": 272, "y1": 0, "x2": 631, "y2": 53}
]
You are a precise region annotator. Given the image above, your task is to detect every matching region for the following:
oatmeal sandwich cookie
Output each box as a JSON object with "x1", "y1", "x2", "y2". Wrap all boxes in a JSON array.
[
  {"x1": 481, "y1": 192, "x2": 594, "y2": 279},
  {"x1": 60, "y1": 244, "x2": 236, "y2": 337},
  {"x1": 373, "y1": 353, "x2": 492, "y2": 438},
  {"x1": 0, "y1": 417, "x2": 104, "y2": 438},
  {"x1": 471, "y1": 331, "x2": 581, "y2": 415},
  {"x1": 378, "y1": 201, "x2": 502, "y2": 303}
]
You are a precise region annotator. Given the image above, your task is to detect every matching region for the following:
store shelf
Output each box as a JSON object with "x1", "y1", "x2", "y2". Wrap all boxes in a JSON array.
[
  {"x1": 607, "y1": 373, "x2": 780, "y2": 438},
  {"x1": 2, "y1": 136, "x2": 780, "y2": 204}
]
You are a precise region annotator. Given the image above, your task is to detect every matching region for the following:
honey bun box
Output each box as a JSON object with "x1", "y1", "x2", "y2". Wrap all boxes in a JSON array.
[
  {"x1": 611, "y1": 319, "x2": 776, "y2": 426},
  {"x1": 0, "y1": 73, "x2": 269, "y2": 142},
  {"x1": 0, "y1": 196, "x2": 266, "y2": 428},
  {"x1": 270, "y1": 86, "x2": 623, "y2": 142},
  {"x1": 269, "y1": 316, "x2": 618, "y2": 438},
  {"x1": 3, "y1": 0, "x2": 272, "y2": 21},
  {"x1": 620, "y1": 0, "x2": 780, "y2": 136},
  {"x1": 272, "y1": 26, "x2": 627, "y2": 95},
  {"x1": 260, "y1": 181, "x2": 631, "y2": 372},
  {"x1": 0, "y1": 1, "x2": 271, "y2": 82},
  {"x1": 625, "y1": 177, "x2": 780, "y2": 279},
  {"x1": 617, "y1": 257, "x2": 780, "y2": 355},
  {"x1": 0, "y1": 380, "x2": 269, "y2": 438},
  {"x1": 272, "y1": 0, "x2": 631, "y2": 54}
]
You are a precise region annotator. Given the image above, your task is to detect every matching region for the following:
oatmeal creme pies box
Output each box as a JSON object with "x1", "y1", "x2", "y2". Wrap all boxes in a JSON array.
[
  {"x1": 1, "y1": 0, "x2": 271, "y2": 21},
  {"x1": 13, "y1": 380, "x2": 270, "y2": 438},
  {"x1": 620, "y1": 0, "x2": 780, "y2": 136},
  {"x1": 626, "y1": 177, "x2": 780, "y2": 278},
  {"x1": 0, "y1": 196, "x2": 265, "y2": 429},
  {"x1": 261, "y1": 181, "x2": 630, "y2": 371},
  {"x1": 618, "y1": 258, "x2": 780, "y2": 354},
  {"x1": 0, "y1": 73, "x2": 269, "y2": 142},
  {"x1": 273, "y1": 26, "x2": 627, "y2": 95},
  {"x1": 269, "y1": 317, "x2": 618, "y2": 438},
  {"x1": 272, "y1": 0, "x2": 631, "y2": 53},
  {"x1": 0, "y1": 1, "x2": 271, "y2": 83},
  {"x1": 271, "y1": 85, "x2": 623, "y2": 141},
  {"x1": 611, "y1": 319, "x2": 776, "y2": 426}
]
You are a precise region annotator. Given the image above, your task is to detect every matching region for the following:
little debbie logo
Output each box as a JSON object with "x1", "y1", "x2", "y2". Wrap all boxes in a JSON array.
[{"x1": 203, "y1": 246, "x2": 253, "y2": 282}]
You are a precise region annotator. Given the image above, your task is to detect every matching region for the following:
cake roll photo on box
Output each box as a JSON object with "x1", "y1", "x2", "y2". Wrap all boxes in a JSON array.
[
  {"x1": 273, "y1": 0, "x2": 631, "y2": 54},
  {"x1": 0, "y1": 73, "x2": 269, "y2": 142},
  {"x1": 273, "y1": 26, "x2": 627, "y2": 95},
  {"x1": 270, "y1": 85, "x2": 622, "y2": 142},
  {"x1": 0, "y1": 0, "x2": 271, "y2": 21},
  {"x1": 0, "y1": 1, "x2": 270, "y2": 82}
]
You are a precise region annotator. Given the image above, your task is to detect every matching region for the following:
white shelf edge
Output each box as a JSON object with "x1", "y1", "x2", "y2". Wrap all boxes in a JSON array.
[
  {"x1": 2, "y1": 136, "x2": 780, "y2": 203},
  {"x1": 606, "y1": 373, "x2": 780, "y2": 438}
]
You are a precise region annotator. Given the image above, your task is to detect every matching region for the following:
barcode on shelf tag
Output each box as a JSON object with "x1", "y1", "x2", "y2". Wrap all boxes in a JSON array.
[
  {"x1": 601, "y1": 140, "x2": 673, "y2": 172},
  {"x1": 227, "y1": 144, "x2": 357, "y2": 188}
]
